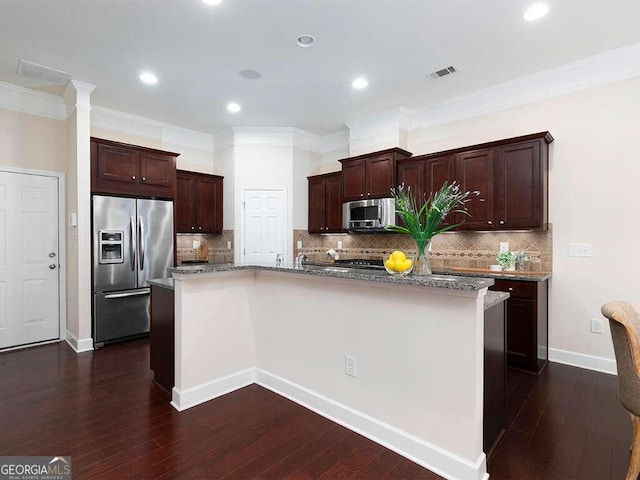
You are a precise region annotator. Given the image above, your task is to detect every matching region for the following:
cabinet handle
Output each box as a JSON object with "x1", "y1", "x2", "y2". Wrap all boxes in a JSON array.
[
  {"x1": 199, "y1": 226, "x2": 202, "y2": 230},
  {"x1": 142, "y1": 177, "x2": 146, "y2": 181},
  {"x1": 508, "y1": 287, "x2": 514, "y2": 292},
  {"x1": 191, "y1": 226, "x2": 195, "y2": 230},
  {"x1": 499, "y1": 220, "x2": 505, "y2": 225},
  {"x1": 488, "y1": 221, "x2": 493, "y2": 225},
  {"x1": 360, "y1": 193, "x2": 364, "y2": 197},
  {"x1": 367, "y1": 192, "x2": 371, "y2": 196},
  {"x1": 132, "y1": 176, "x2": 136, "y2": 180}
]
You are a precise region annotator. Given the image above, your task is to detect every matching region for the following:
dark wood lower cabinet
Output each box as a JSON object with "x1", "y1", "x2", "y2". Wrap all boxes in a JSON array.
[
  {"x1": 484, "y1": 300, "x2": 506, "y2": 457},
  {"x1": 150, "y1": 285, "x2": 175, "y2": 394},
  {"x1": 490, "y1": 279, "x2": 548, "y2": 374}
]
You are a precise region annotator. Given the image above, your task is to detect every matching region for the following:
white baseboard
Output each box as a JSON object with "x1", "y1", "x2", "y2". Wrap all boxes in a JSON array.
[
  {"x1": 549, "y1": 348, "x2": 617, "y2": 375},
  {"x1": 255, "y1": 369, "x2": 488, "y2": 480},
  {"x1": 171, "y1": 368, "x2": 256, "y2": 412},
  {"x1": 65, "y1": 330, "x2": 93, "y2": 353}
]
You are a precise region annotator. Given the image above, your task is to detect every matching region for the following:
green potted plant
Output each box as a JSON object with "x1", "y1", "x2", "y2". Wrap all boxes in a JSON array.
[
  {"x1": 385, "y1": 182, "x2": 478, "y2": 275},
  {"x1": 496, "y1": 251, "x2": 516, "y2": 271}
]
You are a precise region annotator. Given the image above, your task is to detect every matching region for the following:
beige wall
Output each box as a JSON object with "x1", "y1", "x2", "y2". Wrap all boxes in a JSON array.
[
  {"x1": 407, "y1": 75, "x2": 640, "y2": 365},
  {"x1": 0, "y1": 109, "x2": 67, "y2": 173}
]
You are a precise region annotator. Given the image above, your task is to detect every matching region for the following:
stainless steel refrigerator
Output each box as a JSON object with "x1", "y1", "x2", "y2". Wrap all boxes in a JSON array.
[{"x1": 92, "y1": 195, "x2": 174, "y2": 345}]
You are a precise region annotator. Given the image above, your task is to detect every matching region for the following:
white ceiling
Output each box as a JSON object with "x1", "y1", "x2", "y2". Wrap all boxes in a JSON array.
[{"x1": 1, "y1": 0, "x2": 639, "y2": 136}]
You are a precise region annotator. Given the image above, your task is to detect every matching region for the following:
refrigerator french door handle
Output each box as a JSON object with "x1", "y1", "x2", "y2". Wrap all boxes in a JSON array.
[
  {"x1": 139, "y1": 216, "x2": 145, "y2": 270},
  {"x1": 104, "y1": 288, "x2": 150, "y2": 299},
  {"x1": 130, "y1": 216, "x2": 136, "y2": 271}
]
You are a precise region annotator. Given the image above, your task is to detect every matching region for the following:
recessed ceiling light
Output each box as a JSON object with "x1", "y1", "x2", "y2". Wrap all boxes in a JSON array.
[
  {"x1": 523, "y1": 3, "x2": 550, "y2": 21},
  {"x1": 227, "y1": 102, "x2": 241, "y2": 113},
  {"x1": 240, "y1": 69, "x2": 261, "y2": 80},
  {"x1": 139, "y1": 72, "x2": 158, "y2": 85},
  {"x1": 352, "y1": 77, "x2": 368, "y2": 90},
  {"x1": 202, "y1": 0, "x2": 223, "y2": 5},
  {"x1": 296, "y1": 34, "x2": 316, "y2": 48}
]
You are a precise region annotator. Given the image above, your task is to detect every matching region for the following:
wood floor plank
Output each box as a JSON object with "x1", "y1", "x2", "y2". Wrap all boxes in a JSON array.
[{"x1": 1, "y1": 339, "x2": 627, "y2": 480}]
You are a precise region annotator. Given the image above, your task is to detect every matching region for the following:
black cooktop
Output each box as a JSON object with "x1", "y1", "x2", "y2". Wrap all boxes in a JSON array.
[{"x1": 333, "y1": 258, "x2": 384, "y2": 270}]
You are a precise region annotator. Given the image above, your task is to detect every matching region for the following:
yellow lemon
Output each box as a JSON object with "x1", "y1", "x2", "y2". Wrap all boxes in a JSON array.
[
  {"x1": 390, "y1": 250, "x2": 406, "y2": 262},
  {"x1": 403, "y1": 259, "x2": 413, "y2": 271},
  {"x1": 384, "y1": 259, "x2": 396, "y2": 271}
]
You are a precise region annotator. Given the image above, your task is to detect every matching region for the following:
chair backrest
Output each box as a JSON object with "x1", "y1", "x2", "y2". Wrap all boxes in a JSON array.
[{"x1": 601, "y1": 301, "x2": 640, "y2": 416}]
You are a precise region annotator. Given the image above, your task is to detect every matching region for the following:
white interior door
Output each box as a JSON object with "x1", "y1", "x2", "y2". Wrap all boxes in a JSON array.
[
  {"x1": 0, "y1": 172, "x2": 60, "y2": 349},
  {"x1": 243, "y1": 189, "x2": 285, "y2": 264}
]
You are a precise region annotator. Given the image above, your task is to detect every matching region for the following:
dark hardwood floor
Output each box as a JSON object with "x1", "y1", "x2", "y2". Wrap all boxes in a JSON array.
[{"x1": 0, "y1": 339, "x2": 631, "y2": 479}]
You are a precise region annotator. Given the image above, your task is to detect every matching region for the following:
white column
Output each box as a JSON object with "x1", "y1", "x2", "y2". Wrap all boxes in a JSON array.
[{"x1": 63, "y1": 80, "x2": 95, "y2": 352}]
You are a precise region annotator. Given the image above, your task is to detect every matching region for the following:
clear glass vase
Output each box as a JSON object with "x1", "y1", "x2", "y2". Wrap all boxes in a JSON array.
[{"x1": 413, "y1": 239, "x2": 433, "y2": 275}]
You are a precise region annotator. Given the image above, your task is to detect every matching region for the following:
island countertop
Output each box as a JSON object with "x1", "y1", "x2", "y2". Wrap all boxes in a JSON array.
[{"x1": 169, "y1": 263, "x2": 494, "y2": 291}]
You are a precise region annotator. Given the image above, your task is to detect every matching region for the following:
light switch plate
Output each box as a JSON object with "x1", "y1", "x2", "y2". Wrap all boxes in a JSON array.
[
  {"x1": 568, "y1": 243, "x2": 592, "y2": 257},
  {"x1": 192, "y1": 241, "x2": 199, "y2": 249},
  {"x1": 227, "y1": 241, "x2": 232, "y2": 250},
  {"x1": 297, "y1": 240, "x2": 302, "y2": 249},
  {"x1": 499, "y1": 242, "x2": 509, "y2": 253},
  {"x1": 337, "y1": 241, "x2": 343, "y2": 249}
]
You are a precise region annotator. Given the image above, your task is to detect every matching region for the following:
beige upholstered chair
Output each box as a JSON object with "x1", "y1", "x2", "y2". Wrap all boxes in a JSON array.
[{"x1": 601, "y1": 301, "x2": 640, "y2": 480}]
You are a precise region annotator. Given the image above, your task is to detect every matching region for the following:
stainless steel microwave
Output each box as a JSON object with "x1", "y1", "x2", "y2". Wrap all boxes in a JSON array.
[{"x1": 342, "y1": 197, "x2": 396, "y2": 232}]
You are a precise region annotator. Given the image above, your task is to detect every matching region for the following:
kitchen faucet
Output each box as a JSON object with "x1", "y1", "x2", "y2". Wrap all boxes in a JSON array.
[{"x1": 294, "y1": 253, "x2": 308, "y2": 267}]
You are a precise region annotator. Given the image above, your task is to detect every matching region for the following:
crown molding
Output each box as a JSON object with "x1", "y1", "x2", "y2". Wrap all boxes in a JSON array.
[
  {"x1": 63, "y1": 80, "x2": 96, "y2": 117},
  {"x1": 91, "y1": 105, "x2": 214, "y2": 152},
  {"x1": 408, "y1": 41, "x2": 640, "y2": 132},
  {"x1": 318, "y1": 128, "x2": 349, "y2": 154},
  {"x1": 345, "y1": 107, "x2": 410, "y2": 142},
  {"x1": 230, "y1": 126, "x2": 321, "y2": 152},
  {"x1": 0, "y1": 81, "x2": 67, "y2": 120}
]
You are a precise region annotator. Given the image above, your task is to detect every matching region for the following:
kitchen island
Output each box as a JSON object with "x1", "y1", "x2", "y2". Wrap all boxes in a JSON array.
[{"x1": 167, "y1": 264, "x2": 505, "y2": 480}]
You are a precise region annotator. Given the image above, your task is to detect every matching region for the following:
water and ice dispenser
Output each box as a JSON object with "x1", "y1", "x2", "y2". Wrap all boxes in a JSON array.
[{"x1": 98, "y1": 230, "x2": 124, "y2": 264}]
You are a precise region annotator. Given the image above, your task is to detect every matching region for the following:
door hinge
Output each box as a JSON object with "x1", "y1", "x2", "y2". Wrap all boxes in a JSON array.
[
  {"x1": 242, "y1": 201, "x2": 246, "y2": 210},
  {"x1": 243, "y1": 248, "x2": 246, "y2": 255}
]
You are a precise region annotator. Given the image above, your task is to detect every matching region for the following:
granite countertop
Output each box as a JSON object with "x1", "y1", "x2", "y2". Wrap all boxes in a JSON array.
[
  {"x1": 433, "y1": 268, "x2": 551, "y2": 282},
  {"x1": 484, "y1": 291, "x2": 510, "y2": 310},
  {"x1": 169, "y1": 263, "x2": 494, "y2": 291},
  {"x1": 149, "y1": 278, "x2": 175, "y2": 290}
]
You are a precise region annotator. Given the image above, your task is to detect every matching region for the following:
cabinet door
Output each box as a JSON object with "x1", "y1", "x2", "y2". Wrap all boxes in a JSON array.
[
  {"x1": 397, "y1": 160, "x2": 423, "y2": 202},
  {"x1": 496, "y1": 140, "x2": 543, "y2": 229},
  {"x1": 195, "y1": 176, "x2": 220, "y2": 233},
  {"x1": 424, "y1": 155, "x2": 455, "y2": 227},
  {"x1": 175, "y1": 172, "x2": 195, "y2": 233},
  {"x1": 342, "y1": 159, "x2": 366, "y2": 201},
  {"x1": 93, "y1": 143, "x2": 140, "y2": 187},
  {"x1": 140, "y1": 152, "x2": 175, "y2": 189},
  {"x1": 325, "y1": 173, "x2": 343, "y2": 232},
  {"x1": 505, "y1": 297, "x2": 537, "y2": 370},
  {"x1": 367, "y1": 154, "x2": 395, "y2": 199},
  {"x1": 308, "y1": 176, "x2": 326, "y2": 234},
  {"x1": 455, "y1": 149, "x2": 495, "y2": 230}
]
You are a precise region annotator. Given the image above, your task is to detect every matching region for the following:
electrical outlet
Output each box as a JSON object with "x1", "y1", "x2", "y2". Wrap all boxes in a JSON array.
[
  {"x1": 192, "y1": 241, "x2": 199, "y2": 249},
  {"x1": 227, "y1": 241, "x2": 232, "y2": 250},
  {"x1": 591, "y1": 318, "x2": 603, "y2": 334},
  {"x1": 499, "y1": 242, "x2": 509, "y2": 253},
  {"x1": 345, "y1": 355, "x2": 357, "y2": 378},
  {"x1": 569, "y1": 244, "x2": 592, "y2": 257},
  {"x1": 297, "y1": 240, "x2": 302, "y2": 249},
  {"x1": 337, "y1": 241, "x2": 343, "y2": 249}
]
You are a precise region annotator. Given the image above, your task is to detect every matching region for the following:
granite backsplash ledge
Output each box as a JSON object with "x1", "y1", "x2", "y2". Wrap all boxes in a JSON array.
[
  {"x1": 177, "y1": 230, "x2": 234, "y2": 264},
  {"x1": 293, "y1": 226, "x2": 553, "y2": 272}
]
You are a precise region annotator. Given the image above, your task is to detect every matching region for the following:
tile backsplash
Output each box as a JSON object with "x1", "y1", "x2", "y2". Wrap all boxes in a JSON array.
[
  {"x1": 177, "y1": 230, "x2": 234, "y2": 264},
  {"x1": 294, "y1": 226, "x2": 552, "y2": 272}
]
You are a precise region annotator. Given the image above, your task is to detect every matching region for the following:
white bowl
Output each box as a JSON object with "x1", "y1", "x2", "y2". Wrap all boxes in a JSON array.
[
  {"x1": 489, "y1": 264, "x2": 503, "y2": 271},
  {"x1": 383, "y1": 253, "x2": 414, "y2": 275}
]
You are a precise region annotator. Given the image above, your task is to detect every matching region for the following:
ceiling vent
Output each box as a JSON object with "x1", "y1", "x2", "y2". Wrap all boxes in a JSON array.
[
  {"x1": 427, "y1": 65, "x2": 459, "y2": 81},
  {"x1": 17, "y1": 60, "x2": 71, "y2": 85}
]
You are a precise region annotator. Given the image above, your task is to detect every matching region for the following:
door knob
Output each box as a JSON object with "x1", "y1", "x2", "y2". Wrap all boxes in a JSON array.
[
  {"x1": 49, "y1": 252, "x2": 56, "y2": 258},
  {"x1": 49, "y1": 264, "x2": 57, "y2": 270}
]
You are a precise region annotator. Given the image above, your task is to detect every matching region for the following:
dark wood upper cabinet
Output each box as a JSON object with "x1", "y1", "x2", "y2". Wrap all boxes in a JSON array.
[
  {"x1": 455, "y1": 148, "x2": 496, "y2": 230},
  {"x1": 340, "y1": 148, "x2": 412, "y2": 201},
  {"x1": 495, "y1": 140, "x2": 545, "y2": 229},
  {"x1": 91, "y1": 137, "x2": 178, "y2": 198},
  {"x1": 394, "y1": 132, "x2": 553, "y2": 231},
  {"x1": 308, "y1": 172, "x2": 343, "y2": 234},
  {"x1": 175, "y1": 170, "x2": 223, "y2": 234}
]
